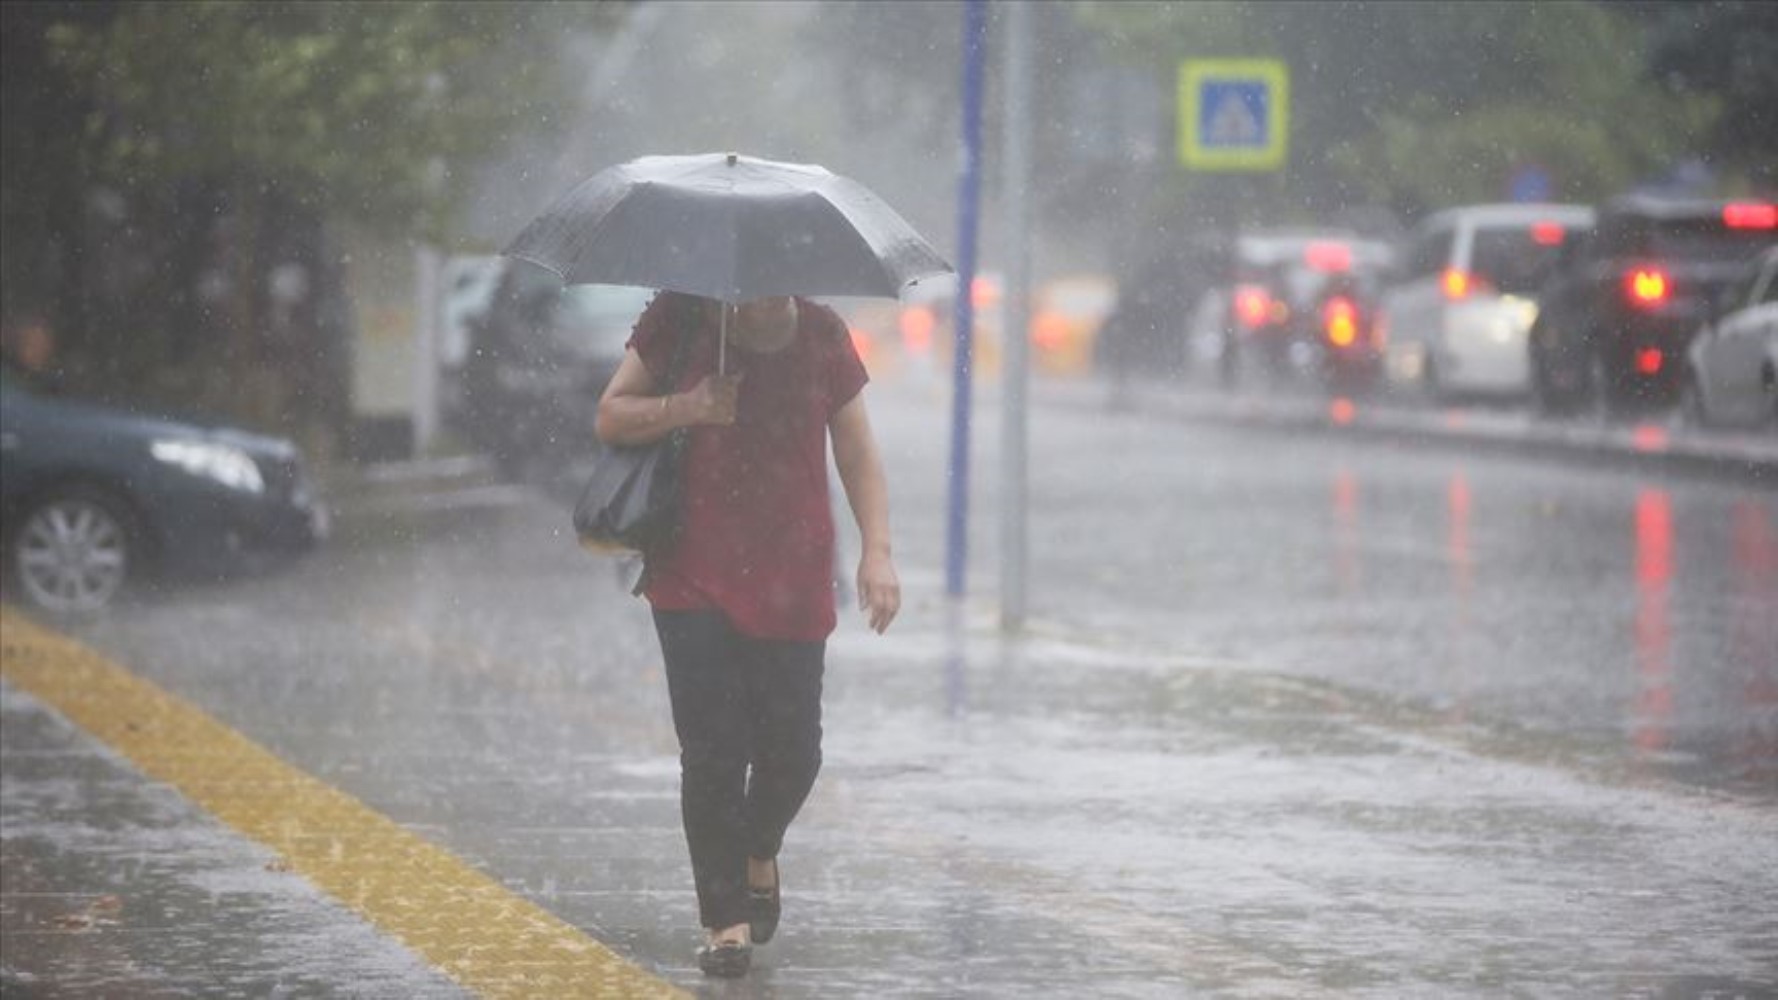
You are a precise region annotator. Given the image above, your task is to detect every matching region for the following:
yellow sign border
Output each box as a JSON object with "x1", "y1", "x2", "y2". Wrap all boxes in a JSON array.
[{"x1": 1178, "y1": 59, "x2": 1290, "y2": 172}]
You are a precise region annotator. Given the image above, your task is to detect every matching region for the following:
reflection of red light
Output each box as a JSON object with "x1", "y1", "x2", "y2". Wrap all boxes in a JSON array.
[
  {"x1": 1234, "y1": 284, "x2": 1273, "y2": 328},
  {"x1": 1448, "y1": 474, "x2": 1472, "y2": 585},
  {"x1": 1723, "y1": 202, "x2": 1776, "y2": 230},
  {"x1": 1305, "y1": 241, "x2": 1352, "y2": 272},
  {"x1": 1634, "y1": 490, "x2": 1673, "y2": 754},
  {"x1": 1632, "y1": 424, "x2": 1669, "y2": 452},
  {"x1": 899, "y1": 306, "x2": 935, "y2": 354},
  {"x1": 1625, "y1": 268, "x2": 1669, "y2": 308},
  {"x1": 1329, "y1": 397, "x2": 1356, "y2": 425},
  {"x1": 849, "y1": 327, "x2": 874, "y2": 362},
  {"x1": 1323, "y1": 297, "x2": 1359, "y2": 347},
  {"x1": 1332, "y1": 470, "x2": 1360, "y2": 594},
  {"x1": 1637, "y1": 490, "x2": 1671, "y2": 584},
  {"x1": 1636, "y1": 348, "x2": 1664, "y2": 376},
  {"x1": 1531, "y1": 221, "x2": 1566, "y2": 246}
]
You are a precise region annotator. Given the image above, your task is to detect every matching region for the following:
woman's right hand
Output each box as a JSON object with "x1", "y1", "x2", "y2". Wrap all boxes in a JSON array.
[{"x1": 682, "y1": 372, "x2": 744, "y2": 425}]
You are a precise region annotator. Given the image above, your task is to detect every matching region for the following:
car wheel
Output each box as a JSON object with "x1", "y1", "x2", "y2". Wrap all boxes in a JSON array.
[
  {"x1": 1763, "y1": 360, "x2": 1778, "y2": 431},
  {"x1": 9, "y1": 486, "x2": 138, "y2": 615},
  {"x1": 1577, "y1": 348, "x2": 1614, "y2": 422},
  {"x1": 1530, "y1": 326, "x2": 1575, "y2": 415},
  {"x1": 1679, "y1": 372, "x2": 1711, "y2": 428}
]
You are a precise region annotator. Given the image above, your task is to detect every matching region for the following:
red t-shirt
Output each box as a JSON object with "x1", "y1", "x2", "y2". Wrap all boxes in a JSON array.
[{"x1": 628, "y1": 292, "x2": 869, "y2": 641}]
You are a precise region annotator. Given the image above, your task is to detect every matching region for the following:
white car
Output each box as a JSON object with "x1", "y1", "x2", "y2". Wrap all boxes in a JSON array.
[
  {"x1": 1684, "y1": 245, "x2": 1778, "y2": 428},
  {"x1": 1378, "y1": 203, "x2": 1595, "y2": 399}
]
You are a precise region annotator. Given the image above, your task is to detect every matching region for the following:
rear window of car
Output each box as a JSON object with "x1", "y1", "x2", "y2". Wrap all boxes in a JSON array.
[
  {"x1": 1469, "y1": 225, "x2": 1575, "y2": 295},
  {"x1": 1644, "y1": 219, "x2": 1773, "y2": 265}
]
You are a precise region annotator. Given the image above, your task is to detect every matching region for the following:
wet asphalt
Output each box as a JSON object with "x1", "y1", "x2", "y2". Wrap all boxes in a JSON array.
[{"x1": 3, "y1": 371, "x2": 1776, "y2": 998}]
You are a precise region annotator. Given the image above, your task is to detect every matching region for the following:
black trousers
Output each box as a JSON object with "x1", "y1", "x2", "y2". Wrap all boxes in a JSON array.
[{"x1": 653, "y1": 609, "x2": 825, "y2": 931}]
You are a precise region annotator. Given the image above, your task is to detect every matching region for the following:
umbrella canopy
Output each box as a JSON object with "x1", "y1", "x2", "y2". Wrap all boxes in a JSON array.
[{"x1": 502, "y1": 152, "x2": 953, "y2": 304}]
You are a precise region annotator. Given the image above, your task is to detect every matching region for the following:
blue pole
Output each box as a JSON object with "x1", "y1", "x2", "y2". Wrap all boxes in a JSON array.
[{"x1": 947, "y1": 0, "x2": 986, "y2": 600}]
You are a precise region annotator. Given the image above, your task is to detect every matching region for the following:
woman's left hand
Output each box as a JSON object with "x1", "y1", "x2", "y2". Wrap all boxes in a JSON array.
[{"x1": 857, "y1": 549, "x2": 901, "y2": 634}]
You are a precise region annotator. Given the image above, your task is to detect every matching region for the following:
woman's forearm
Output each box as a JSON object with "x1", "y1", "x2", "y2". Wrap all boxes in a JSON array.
[
  {"x1": 596, "y1": 391, "x2": 692, "y2": 446},
  {"x1": 839, "y1": 454, "x2": 891, "y2": 554}
]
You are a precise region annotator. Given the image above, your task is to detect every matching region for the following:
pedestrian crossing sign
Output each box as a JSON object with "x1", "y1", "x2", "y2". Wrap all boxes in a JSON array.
[{"x1": 1179, "y1": 59, "x2": 1289, "y2": 171}]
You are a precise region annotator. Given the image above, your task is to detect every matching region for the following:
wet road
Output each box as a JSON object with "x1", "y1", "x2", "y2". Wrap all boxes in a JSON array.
[
  {"x1": 876, "y1": 373, "x2": 1778, "y2": 795},
  {"x1": 4, "y1": 373, "x2": 1776, "y2": 997}
]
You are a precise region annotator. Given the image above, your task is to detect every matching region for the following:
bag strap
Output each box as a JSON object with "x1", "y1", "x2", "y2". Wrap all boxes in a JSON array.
[{"x1": 631, "y1": 294, "x2": 700, "y2": 597}]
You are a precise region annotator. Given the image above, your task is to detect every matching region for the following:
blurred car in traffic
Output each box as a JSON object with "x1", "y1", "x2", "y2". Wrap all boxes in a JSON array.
[
  {"x1": 1377, "y1": 203, "x2": 1595, "y2": 401},
  {"x1": 1529, "y1": 195, "x2": 1775, "y2": 414},
  {"x1": 1312, "y1": 266, "x2": 1393, "y2": 393},
  {"x1": 1, "y1": 363, "x2": 326, "y2": 614},
  {"x1": 455, "y1": 261, "x2": 654, "y2": 476},
  {"x1": 436, "y1": 254, "x2": 505, "y2": 423},
  {"x1": 900, "y1": 271, "x2": 1116, "y2": 380},
  {"x1": 1183, "y1": 229, "x2": 1395, "y2": 386},
  {"x1": 1683, "y1": 245, "x2": 1778, "y2": 428}
]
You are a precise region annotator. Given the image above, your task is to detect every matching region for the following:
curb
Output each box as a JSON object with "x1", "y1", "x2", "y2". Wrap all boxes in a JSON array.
[{"x1": 1044, "y1": 380, "x2": 1778, "y2": 483}]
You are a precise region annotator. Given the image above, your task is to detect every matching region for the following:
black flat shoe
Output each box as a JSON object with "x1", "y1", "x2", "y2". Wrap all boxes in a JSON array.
[
  {"x1": 748, "y1": 858, "x2": 782, "y2": 944},
  {"x1": 697, "y1": 940, "x2": 752, "y2": 978}
]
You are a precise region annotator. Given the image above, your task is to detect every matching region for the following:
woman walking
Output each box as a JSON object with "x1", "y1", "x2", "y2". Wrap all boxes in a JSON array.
[{"x1": 595, "y1": 291, "x2": 900, "y2": 977}]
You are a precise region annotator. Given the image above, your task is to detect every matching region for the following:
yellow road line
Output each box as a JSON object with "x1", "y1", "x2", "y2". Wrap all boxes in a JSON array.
[{"x1": 0, "y1": 608, "x2": 685, "y2": 999}]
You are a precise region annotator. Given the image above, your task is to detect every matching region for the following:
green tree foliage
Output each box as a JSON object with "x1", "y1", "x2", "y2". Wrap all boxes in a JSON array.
[
  {"x1": 2, "y1": 0, "x2": 604, "y2": 440},
  {"x1": 42, "y1": 0, "x2": 593, "y2": 238},
  {"x1": 1641, "y1": 0, "x2": 1778, "y2": 187}
]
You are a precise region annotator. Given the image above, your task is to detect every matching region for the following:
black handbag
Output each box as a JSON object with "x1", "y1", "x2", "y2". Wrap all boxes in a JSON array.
[{"x1": 572, "y1": 303, "x2": 695, "y2": 560}]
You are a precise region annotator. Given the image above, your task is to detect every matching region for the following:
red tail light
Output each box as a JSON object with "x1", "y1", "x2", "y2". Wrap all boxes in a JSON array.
[
  {"x1": 1323, "y1": 296, "x2": 1359, "y2": 347},
  {"x1": 1723, "y1": 202, "x2": 1776, "y2": 230},
  {"x1": 1531, "y1": 221, "x2": 1566, "y2": 246},
  {"x1": 1305, "y1": 241, "x2": 1352, "y2": 273},
  {"x1": 1625, "y1": 267, "x2": 1670, "y2": 309},
  {"x1": 899, "y1": 306, "x2": 935, "y2": 354},
  {"x1": 1234, "y1": 284, "x2": 1274, "y2": 329},
  {"x1": 1032, "y1": 311, "x2": 1068, "y2": 351},
  {"x1": 849, "y1": 327, "x2": 875, "y2": 363},
  {"x1": 1636, "y1": 348, "x2": 1664, "y2": 376}
]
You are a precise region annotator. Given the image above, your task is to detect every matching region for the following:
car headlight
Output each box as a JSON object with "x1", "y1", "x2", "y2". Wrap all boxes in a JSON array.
[{"x1": 151, "y1": 439, "x2": 265, "y2": 493}]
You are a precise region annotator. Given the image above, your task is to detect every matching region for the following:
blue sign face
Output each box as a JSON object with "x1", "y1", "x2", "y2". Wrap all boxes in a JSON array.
[
  {"x1": 1509, "y1": 165, "x2": 1553, "y2": 203},
  {"x1": 1198, "y1": 81, "x2": 1271, "y2": 149}
]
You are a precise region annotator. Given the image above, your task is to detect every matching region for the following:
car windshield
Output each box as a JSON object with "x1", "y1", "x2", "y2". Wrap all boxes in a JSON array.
[
  {"x1": 1470, "y1": 225, "x2": 1577, "y2": 296},
  {"x1": 1644, "y1": 219, "x2": 1774, "y2": 265},
  {"x1": 1237, "y1": 235, "x2": 1393, "y2": 305}
]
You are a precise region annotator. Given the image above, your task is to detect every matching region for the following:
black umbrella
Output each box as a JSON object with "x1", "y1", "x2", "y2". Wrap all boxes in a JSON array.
[{"x1": 502, "y1": 152, "x2": 953, "y2": 369}]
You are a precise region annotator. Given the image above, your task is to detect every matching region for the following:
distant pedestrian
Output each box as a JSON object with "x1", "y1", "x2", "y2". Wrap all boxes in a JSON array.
[{"x1": 595, "y1": 291, "x2": 901, "y2": 978}]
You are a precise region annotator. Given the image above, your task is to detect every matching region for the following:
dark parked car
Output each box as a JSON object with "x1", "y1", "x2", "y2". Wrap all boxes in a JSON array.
[
  {"x1": 1, "y1": 364, "x2": 326, "y2": 614},
  {"x1": 456, "y1": 261, "x2": 654, "y2": 476},
  {"x1": 1529, "y1": 195, "x2": 1776, "y2": 414}
]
